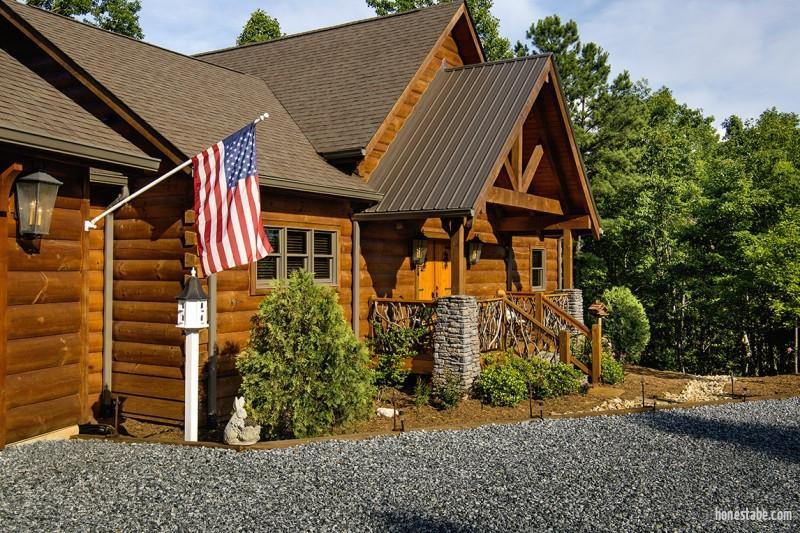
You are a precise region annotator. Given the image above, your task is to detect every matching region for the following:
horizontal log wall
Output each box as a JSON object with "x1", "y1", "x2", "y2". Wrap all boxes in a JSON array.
[
  {"x1": 4, "y1": 167, "x2": 89, "y2": 443},
  {"x1": 111, "y1": 175, "x2": 193, "y2": 424}
]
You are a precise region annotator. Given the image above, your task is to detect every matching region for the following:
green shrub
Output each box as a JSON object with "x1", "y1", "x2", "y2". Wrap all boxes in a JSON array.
[
  {"x1": 237, "y1": 271, "x2": 374, "y2": 439},
  {"x1": 413, "y1": 375, "x2": 431, "y2": 407},
  {"x1": 575, "y1": 345, "x2": 626, "y2": 386},
  {"x1": 601, "y1": 286, "x2": 651, "y2": 364},
  {"x1": 475, "y1": 352, "x2": 583, "y2": 404},
  {"x1": 545, "y1": 363, "x2": 583, "y2": 396},
  {"x1": 474, "y1": 361, "x2": 527, "y2": 406},
  {"x1": 601, "y1": 353, "x2": 625, "y2": 385},
  {"x1": 369, "y1": 321, "x2": 428, "y2": 388},
  {"x1": 432, "y1": 371, "x2": 462, "y2": 409}
]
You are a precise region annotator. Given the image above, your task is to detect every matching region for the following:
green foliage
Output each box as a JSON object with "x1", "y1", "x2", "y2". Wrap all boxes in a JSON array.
[
  {"x1": 474, "y1": 359, "x2": 527, "y2": 406},
  {"x1": 366, "y1": 0, "x2": 512, "y2": 60},
  {"x1": 369, "y1": 321, "x2": 428, "y2": 388},
  {"x1": 237, "y1": 271, "x2": 374, "y2": 439},
  {"x1": 601, "y1": 286, "x2": 650, "y2": 364},
  {"x1": 237, "y1": 9, "x2": 282, "y2": 45},
  {"x1": 413, "y1": 375, "x2": 432, "y2": 407},
  {"x1": 432, "y1": 371, "x2": 462, "y2": 409},
  {"x1": 475, "y1": 353, "x2": 582, "y2": 405},
  {"x1": 28, "y1": 0, "x2": 143, "y2": 38},
  {"x1": 600, "y1": 353, "x2": 624, "y2": 385}
]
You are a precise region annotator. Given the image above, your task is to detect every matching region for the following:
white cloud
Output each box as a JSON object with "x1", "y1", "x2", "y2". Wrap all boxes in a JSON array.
[{"x1": 138, "y1": 0, "x2": 798, "y2": 125}]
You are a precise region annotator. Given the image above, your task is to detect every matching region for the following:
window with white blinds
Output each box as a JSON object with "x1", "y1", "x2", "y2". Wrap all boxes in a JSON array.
[{"x1": 255, "y1": 227, "x2": 337, "y2": 287}]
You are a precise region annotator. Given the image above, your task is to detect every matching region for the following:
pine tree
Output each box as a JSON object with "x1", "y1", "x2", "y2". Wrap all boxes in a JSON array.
[{"x1": 236, "y1": 9, "x2": 282, "y2": 46}]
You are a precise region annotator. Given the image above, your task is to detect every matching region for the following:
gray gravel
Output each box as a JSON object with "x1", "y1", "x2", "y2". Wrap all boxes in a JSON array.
[{"x1": 1, "y1": 399, "x2": 799, "y2": 532}]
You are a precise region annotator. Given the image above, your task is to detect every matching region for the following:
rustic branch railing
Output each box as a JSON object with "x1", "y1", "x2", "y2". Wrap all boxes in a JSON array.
[
  {"x1": 504, "y1": 291, "x2": 597, "y2": 377},
  {"x1": 369, "y1": 298, "x2": 436, "y2": 333},
  {"x1": 478, "y1": 296, "x2": 559, "y2": 362}
]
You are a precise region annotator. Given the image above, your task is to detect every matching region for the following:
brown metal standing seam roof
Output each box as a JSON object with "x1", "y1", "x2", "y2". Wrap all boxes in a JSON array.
[
  {"x1": 1, "y1": 0, "x2": 380, "y2": 201},
  {"x1": 360, "y1": 55, "x2": 550, "y2": 218},
  {"x1": 196, "y1": 2, "x2": 463, "y2": 156}
]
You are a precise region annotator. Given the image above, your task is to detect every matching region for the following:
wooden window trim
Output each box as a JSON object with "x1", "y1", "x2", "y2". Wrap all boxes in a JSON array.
[
  {"x1": 530, "y1": 246, "x2": 546, "y2": 292},
  {"x1": 250, "y1": 223, "x2": 340, "y2": 296}
]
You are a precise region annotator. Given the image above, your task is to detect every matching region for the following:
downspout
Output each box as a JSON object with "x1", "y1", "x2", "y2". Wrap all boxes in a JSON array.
[
  {"x1": 352, "y1": 219, "x2": 361, "y2": 338},
  {"x1": 207, "y1": 273, "x2": 218, "y2": 428},
  {"x1": 101, "y1": 186, "x2": 127, "y2": 418}
]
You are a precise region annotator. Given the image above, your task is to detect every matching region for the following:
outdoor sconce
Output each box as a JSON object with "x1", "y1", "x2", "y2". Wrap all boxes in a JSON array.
[
  {"x1": 411, "y1": 237, "x2": 428, "y2": 267},
  {"x1": 176, "y1": 268, "x2": 208, "y2": 330},
  {"x1": 14, "y1": 171, "x2": 62, "y2": 238},
  {"x1": 467, "y1": 238, "x2": 483, "y2": 266}
]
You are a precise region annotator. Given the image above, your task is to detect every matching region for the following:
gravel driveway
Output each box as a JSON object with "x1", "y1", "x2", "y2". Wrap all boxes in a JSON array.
[{"x1": 1, "y1": 399, "x2": 799, "y2": 532}]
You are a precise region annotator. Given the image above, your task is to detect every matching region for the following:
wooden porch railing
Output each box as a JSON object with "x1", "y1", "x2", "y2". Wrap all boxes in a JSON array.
[
  {"x1": 477, "y1": 296, "x2": 560, "y2": 362},
  {"x1": 504, "y1": 291, "x2": 601, "y2": 380}
]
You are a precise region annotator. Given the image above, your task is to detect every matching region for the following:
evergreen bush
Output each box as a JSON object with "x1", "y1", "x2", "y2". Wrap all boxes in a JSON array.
[
  {"x1": 237, "y1": 271, "x2": 374, "y2": 439},
  {"x1": 475, "y1": 352, "x2": 583, "y2": 405},
  {"x1": 601, "y1": 286, "x2": 651, "y2": 364}
]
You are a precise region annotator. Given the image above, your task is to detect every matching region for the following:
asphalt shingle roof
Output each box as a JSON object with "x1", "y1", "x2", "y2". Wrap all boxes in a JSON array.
[
  {"x1": 0, "y1": 46, "x2": 154, "y2": 166},
  {"x1": 1, "y1": 0, "x2": 378, "y2": 200},
  {"x1": 362, "y1": 55, "x2": 550, "y2": 217},
  {"x1": 196, "y1": 2, "x2": 463, "y2": 155}
]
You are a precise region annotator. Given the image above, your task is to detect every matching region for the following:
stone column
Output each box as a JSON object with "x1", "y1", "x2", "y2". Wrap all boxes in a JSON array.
[
  {"x1": 433, "y1": 295, "x2": 480, "y2": 391},
  {"x1": 555, "y1": 288, "x2": 584, "y2": 325}
]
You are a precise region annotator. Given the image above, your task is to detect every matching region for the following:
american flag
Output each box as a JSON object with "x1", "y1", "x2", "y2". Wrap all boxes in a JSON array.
[{"x1": 193, "y1": 123, "x2": 272, "y2": 274}]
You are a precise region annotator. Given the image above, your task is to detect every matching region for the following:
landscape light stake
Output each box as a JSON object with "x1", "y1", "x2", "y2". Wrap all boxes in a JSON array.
[
  {"x1": 539, "y1": 401, "x2": 544, "y2": 420},
  {"x1": 528, "y1": 382, "x2": 534, "y2": 419},
  {"x1": 742, "y1": 387, "x2": 748, "y2": 402},
  {"x1": 730, "y1": 373, "x2": 735, "y2": 399},
  {"x1": 641, "y1": 377, "x2": 646, "y2": 408}
]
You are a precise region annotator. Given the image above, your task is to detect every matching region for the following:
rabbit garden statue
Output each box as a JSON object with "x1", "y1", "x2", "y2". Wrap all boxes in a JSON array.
[{"x1": 224, "y1": 396, "x2": 261, "y2": 446}]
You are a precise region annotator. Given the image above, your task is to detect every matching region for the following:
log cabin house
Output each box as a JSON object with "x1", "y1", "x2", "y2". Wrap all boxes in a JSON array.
[{"x1": 0, "y1": 0, "x2": 600, "y2": 447}]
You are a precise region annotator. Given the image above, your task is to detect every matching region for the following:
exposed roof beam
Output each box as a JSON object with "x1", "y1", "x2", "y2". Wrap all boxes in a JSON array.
[
  {"x1": 520, "y1": 144, "x2": 543, "y2": 193},
  {"x1": 511, "y1": 124, "x2": 522, "y2": 189},
  {"x1": 496, "y1": 214, "x2": 591, "y2": 233},
  {"x1": 486, "y1": 187, "x2": 563, "y2": 215}
]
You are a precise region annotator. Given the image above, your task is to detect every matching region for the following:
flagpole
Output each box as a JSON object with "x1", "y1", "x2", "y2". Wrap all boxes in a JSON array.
[{"x1": 84, "y1": 113, "x2": 269, "y2": 231}]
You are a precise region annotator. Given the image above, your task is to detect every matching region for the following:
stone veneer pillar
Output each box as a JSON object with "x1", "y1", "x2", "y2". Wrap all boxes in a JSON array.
[
  {"x1": 555, "y1": 288, "x2": 584, "y2": 324},
  {"x1": 433, "y1": 295, "x2": 481, "y2": 391}
]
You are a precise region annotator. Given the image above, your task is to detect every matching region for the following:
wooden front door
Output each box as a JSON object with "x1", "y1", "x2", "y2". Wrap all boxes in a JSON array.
[{"x1": 417, "y1": 241, "x2": 451, "y2": 300}]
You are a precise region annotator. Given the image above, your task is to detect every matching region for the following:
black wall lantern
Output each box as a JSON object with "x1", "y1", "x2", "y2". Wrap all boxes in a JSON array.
[
  {"x1": 14, "y1": 171, "x2": 62, "y2": 238},
  {"x1": 467, "y1": 238, "x2": 483, "y2": 266},
  {"x1": 411, "y1": 237, "x2": 428, "y2": 267}
]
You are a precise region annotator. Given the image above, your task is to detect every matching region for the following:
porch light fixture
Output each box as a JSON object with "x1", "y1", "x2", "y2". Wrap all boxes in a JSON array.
[
  {"x1": 14, "y1": 171, "x2": 62, "y2": 238},
  {"x1": 467, "y1": 238, "x2": 483, "y2": 266},
  {"x1": 411, "y1": 237, "x2": 428, "y2": 267}
]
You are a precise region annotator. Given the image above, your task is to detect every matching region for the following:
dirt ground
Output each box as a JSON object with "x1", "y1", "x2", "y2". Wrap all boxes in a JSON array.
[{"x1": 113, "y1": 366, "x2": 800, "y2": 444}]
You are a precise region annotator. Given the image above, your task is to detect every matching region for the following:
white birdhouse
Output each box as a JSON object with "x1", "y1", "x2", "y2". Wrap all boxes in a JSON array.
[{"x1": 176, "y1": 268, "x2": 208, "y2": 329}]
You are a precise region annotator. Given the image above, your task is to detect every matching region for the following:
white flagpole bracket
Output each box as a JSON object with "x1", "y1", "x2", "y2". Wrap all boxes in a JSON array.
[{"x1": 83, "y1": 113, "x2": 270, "y2": 231}]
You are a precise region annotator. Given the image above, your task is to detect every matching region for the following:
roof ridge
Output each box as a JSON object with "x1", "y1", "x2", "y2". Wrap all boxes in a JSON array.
[
  {"x1": 445, "y1": 53, "x2": 552, "y2": 72},
  {"x1": 194, "y1": 1, "x2": 463, "y2": 57},
  {"x1": 4, "y1": 0, "x2": 265, "y2": 81}
]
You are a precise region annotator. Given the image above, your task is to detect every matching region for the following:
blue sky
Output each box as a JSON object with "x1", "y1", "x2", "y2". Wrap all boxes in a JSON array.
[{"x1": 139, "y1": 0, "x2": 799, "y2": 129}]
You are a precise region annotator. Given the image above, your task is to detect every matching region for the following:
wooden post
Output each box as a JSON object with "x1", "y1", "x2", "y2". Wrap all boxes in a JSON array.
[
  {"x1": 591, "y1": 319, "x2": 602, "y2": 385},
  {"x1": 562, "y1": 229, "x2": 573, "y2": 289},
  {"x1": 352, "y1": 219, "x2": 361, "y2": 338},
  {"x1": 449, "y1": 218, "x2": 465, "y2": 295},
  {"x1": 559, "y1": 330, "x2": 571, "y2": 365},
  {"x1": 0, "y1": 163, "x2": 23, "y2": 449},
  {"x1": 534, "y1": 293, "x2": 543, "y2": 321}
]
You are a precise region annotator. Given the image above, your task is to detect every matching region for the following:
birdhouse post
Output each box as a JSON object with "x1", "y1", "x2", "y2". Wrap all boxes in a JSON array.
[{"x1": 176, "y1": 268, "x2": 208, "y2": 441}]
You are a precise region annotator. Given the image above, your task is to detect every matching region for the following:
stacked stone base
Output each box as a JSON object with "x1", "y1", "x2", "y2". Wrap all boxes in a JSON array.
[{"x1": 432, "y1": 296, "x2": 480, "y2": 391}]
